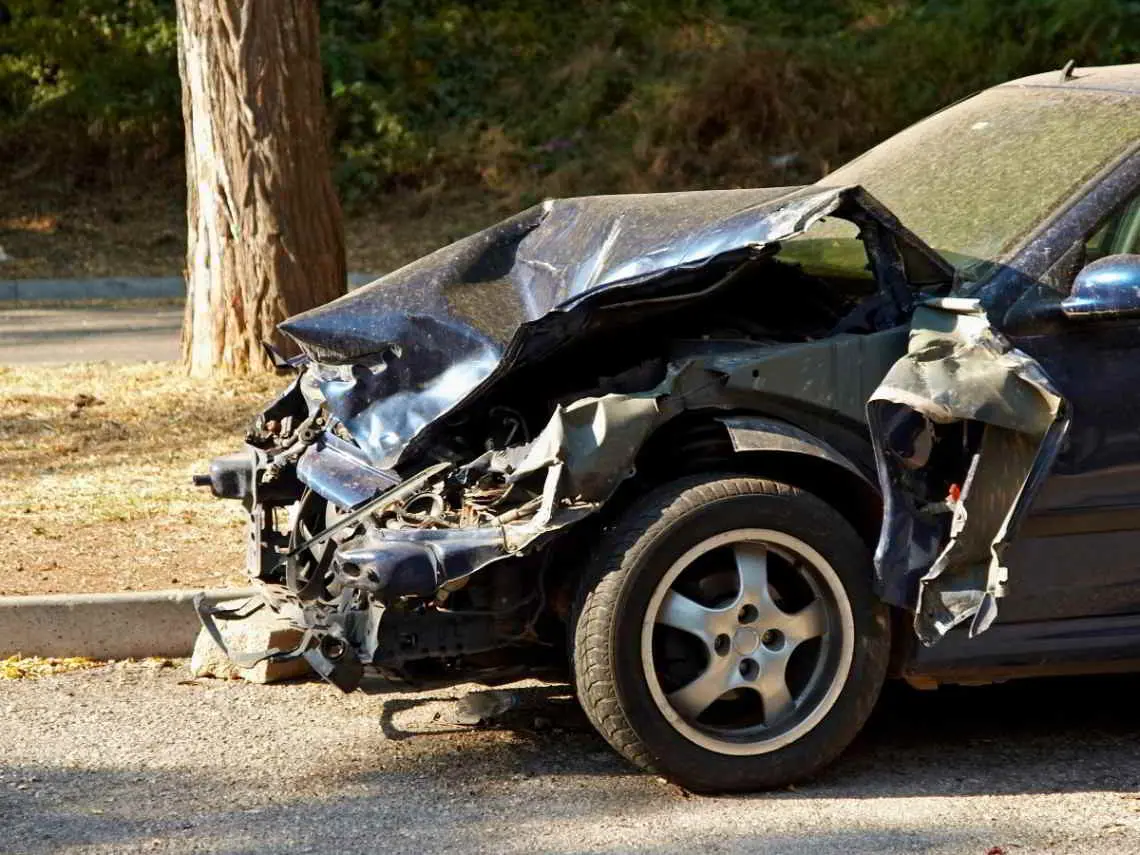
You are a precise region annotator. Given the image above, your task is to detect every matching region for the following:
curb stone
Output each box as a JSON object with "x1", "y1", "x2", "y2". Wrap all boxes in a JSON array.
[
  {"x1": 0, "y1": 588, "x2": 258, "y2": 660},
  {"x1": 0, "y1": 276, "x2": 184, "y2": 301},
  {"x1": 0, "y1": 273, "x2": 378, "y2": 302}
]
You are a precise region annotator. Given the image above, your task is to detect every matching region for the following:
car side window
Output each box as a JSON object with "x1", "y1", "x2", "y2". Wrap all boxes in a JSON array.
[
  {"x1": 1084, "y1": 194, "x2": 1140, "y2": 265},
  {"x1": 1040, "y1": 193, "x2": 1140, "y2": 295}
]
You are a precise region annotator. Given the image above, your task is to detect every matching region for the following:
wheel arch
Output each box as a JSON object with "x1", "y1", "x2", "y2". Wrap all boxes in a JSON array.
[
  {"x1": 542, "y1": 408, "x2": 885, "y2": 629},
  {"x1": 635, "y1": 410, "x2": 882, "y2": 549}
]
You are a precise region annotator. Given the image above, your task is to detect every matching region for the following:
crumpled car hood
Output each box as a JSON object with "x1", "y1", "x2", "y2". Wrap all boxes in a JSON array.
[{"x1": 280, "y1": 184, "x2": 950, "y2": 469}]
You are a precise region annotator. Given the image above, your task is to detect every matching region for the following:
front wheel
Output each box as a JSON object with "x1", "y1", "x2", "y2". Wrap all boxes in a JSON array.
[{"x1": 570, "y1": 474, "x2": 889, "y2": 792}]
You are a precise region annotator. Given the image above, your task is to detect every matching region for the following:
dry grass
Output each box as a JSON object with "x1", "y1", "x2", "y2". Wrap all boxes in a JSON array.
[
  {"x1": 1, "y1": 297, "x2": 184, "y2": 310},
  {"x1": 0, "y1": 362, "x2": 282, "y2": 595},
  {"x1": 0, "y1": 655, "x2": 101, "y2": 679},
  {"x1": 344, "y1": 190, "x2": 510, "y2": 276},
  {"x1": 0, "y1": 655, "x2": 178, "y2": 679},
  {"x1": 0, "y1": 182, "x2": 186, "y2": 279}
]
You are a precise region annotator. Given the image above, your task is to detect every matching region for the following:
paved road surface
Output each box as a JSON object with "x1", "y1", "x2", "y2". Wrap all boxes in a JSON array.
[
  {"x1": 4, "y1": 663, "x2": 1140, "y2": 854},
  {"x1": 0, "y1": 307, "x2": 180, "y2": 363}
]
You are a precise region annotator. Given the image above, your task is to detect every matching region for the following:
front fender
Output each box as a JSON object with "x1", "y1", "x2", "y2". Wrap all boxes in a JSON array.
[
  {"x1": 868, "y1": 298, "x2": 1069, "y2": 646},
  {"x1": 718, "y1": 414, "x2": 875, "y2": 490}
]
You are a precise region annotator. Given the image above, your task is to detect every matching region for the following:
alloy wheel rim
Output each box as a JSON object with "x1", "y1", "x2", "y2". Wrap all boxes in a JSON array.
[{"x1": 639, "y1": 528, "x2": 855, "y2": 755}]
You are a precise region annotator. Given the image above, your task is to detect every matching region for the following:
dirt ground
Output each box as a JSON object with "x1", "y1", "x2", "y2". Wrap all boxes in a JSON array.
[
  {"x1": 0, "y1": 183, "x2": 500, "y2": 281},
  {"x1": 0, "y1": 362, "x2": 282, "y2": 596},
  {"x1": 0, "y1": 182, "x2": 514, "y2": 596}
]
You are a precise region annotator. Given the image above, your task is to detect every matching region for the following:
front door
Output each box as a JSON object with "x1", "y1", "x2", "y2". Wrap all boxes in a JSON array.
[{"x1": 999, "y1": 192, "x2": 1140, "y2": 623}]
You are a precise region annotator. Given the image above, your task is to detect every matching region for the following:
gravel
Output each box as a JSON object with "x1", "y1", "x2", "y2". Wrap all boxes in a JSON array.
[{"x1": 4, "y1": 663, "x2": 1140, "y2": 854}]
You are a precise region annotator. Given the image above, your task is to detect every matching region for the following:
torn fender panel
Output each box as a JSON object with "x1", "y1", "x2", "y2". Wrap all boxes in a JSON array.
[
  {"x1": 506, "y1": 393, "x2": 662, "y2": 523},
  {"x1": 280, "y1": 185, "x2": 952, "y2": 468},
  {"x1": 454, "y1": 359, "x2": 719, "y2": 537},
  {"x1": 868, "y1": 297, "x2": 1070, "y2": 645},
  {"x1": 719, "y1": 326, "x2": 908, "y2": 424},
  {"x1": 719, "y1": 414, "x2": 874, "y2": 486}
]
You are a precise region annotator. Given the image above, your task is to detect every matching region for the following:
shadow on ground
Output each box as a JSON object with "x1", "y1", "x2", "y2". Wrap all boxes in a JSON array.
[
  {"x1": 359, "y1": 672, "x2": 1140, "y2": 810},
  {"x1": 3, "y1": 672, "x2": 1138, "y2": 853},
  {"x1": 369, "y1": 674, "x2": 1140, "y2": 799}
]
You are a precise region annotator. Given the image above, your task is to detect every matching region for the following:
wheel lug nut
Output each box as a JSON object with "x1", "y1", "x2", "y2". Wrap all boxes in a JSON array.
[
  {"x1": 761, "y1": 629, "x2": 784, "y2": 649},
  {"x1": 738, "y1": 604, "x2": 759, "y2": 624},
  {"x1": 739, "y1": 658, "x2": 759, "y2": 680},
  {"x1": 713, "y1": 634, "x2": 731, "y2": 656}
]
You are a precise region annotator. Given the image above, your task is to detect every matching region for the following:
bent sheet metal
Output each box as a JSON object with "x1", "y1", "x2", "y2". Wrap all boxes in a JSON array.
[
  {"x1": 279, "y1": 185, "x2": 947, "y2": 469},
  {"x1": 868, "y1": 297, "x2": 1070, "y2": 645},
  {"x1": 193, "y1": 182, "x2": 957, "y2": 689}
]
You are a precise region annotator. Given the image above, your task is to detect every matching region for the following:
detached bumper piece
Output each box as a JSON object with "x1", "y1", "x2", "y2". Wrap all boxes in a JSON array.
[
  {"x1": 195, "y1": 593, "x2": 365, "y2": 692},
  {"x1": 194, "y1": 593, "x2": 312, "y2": 669}
]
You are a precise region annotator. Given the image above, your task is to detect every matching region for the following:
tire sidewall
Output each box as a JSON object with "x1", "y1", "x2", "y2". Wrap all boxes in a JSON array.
[{"x1": 608, "y1": 481, "x2": 888, "y2": 791}]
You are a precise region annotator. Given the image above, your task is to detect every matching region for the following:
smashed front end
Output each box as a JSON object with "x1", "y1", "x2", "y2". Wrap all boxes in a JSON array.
[
  {"x1": 194, "y1": 185, "x2": 955, "y2": 690},
  {"x1": 196, "y1": 371, "x2": 585, "y2": 692}
]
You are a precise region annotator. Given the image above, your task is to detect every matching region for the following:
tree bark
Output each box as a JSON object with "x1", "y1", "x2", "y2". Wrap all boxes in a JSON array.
[{"x1": 176, "y1": 0, "x2": 345, "y2": 376}]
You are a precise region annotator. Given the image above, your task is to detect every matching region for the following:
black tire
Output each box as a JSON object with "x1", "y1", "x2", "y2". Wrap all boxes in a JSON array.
[{"x1": 570, "y1": 474, "x2": 890, "y2": 792}]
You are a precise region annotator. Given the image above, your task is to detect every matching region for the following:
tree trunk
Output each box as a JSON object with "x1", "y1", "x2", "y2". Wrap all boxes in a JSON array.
[{"x1": 176, "y1": 0, "x2": 345, "y2": 376}]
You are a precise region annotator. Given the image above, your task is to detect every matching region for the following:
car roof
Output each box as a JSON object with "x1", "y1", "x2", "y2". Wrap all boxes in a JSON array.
[{"x1": 1001, "y1": 63, "x2": 1140, "y2": 96}]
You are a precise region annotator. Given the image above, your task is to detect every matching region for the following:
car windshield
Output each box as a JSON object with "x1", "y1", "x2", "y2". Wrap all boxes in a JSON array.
[{"x1": 802, "y1": 85, "x2": 1140, "y2": 286}]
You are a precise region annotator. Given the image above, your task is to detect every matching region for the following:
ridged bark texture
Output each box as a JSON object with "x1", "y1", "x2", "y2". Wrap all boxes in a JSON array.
[{"x1": 176, "y1": 0, "x2": 345, "y2": 376}]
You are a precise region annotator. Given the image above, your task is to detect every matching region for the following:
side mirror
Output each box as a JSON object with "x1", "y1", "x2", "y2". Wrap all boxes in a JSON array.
[{"x1": 1061, "y1": 254, "x2": 1140, "y2": 320}]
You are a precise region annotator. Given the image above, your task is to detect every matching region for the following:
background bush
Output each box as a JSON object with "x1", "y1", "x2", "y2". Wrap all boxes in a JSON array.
[{"x1": 2, "y1": 0, "x2": 1138, "y2": 206}]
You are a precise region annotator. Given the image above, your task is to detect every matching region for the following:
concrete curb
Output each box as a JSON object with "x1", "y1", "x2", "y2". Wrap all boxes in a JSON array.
[
  {"x1": 0, "y1": 587, "x2": 258, "y2": 660},
  {"x1": 0, "y1": 273, "x2": 378, "y2": 302},
  {"x1": 0, "y1": 276, "x2": 184, "y2": 301}
]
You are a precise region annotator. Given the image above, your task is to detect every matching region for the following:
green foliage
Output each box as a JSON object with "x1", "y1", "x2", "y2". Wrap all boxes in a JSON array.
[
  {"x1": 0, "y1": 0, "x2": 179, "y2": 184},
  {"x1": 2, "y1": 0, "x2": 1138, "y2": 203}
]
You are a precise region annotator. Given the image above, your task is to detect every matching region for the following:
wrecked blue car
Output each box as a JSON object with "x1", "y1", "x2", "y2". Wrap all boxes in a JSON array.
[{"x1": 197, "y1": 65, "x2": 1140, "y2": 792}]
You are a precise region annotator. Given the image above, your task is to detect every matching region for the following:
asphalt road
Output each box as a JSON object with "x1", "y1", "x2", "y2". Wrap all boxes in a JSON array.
[
  {"x1": 4, "y1": 664, "x2": 1140, "y2": 854},
  {"x1": 0, "y1": 307, "x2": 180, "y2": 363}
]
